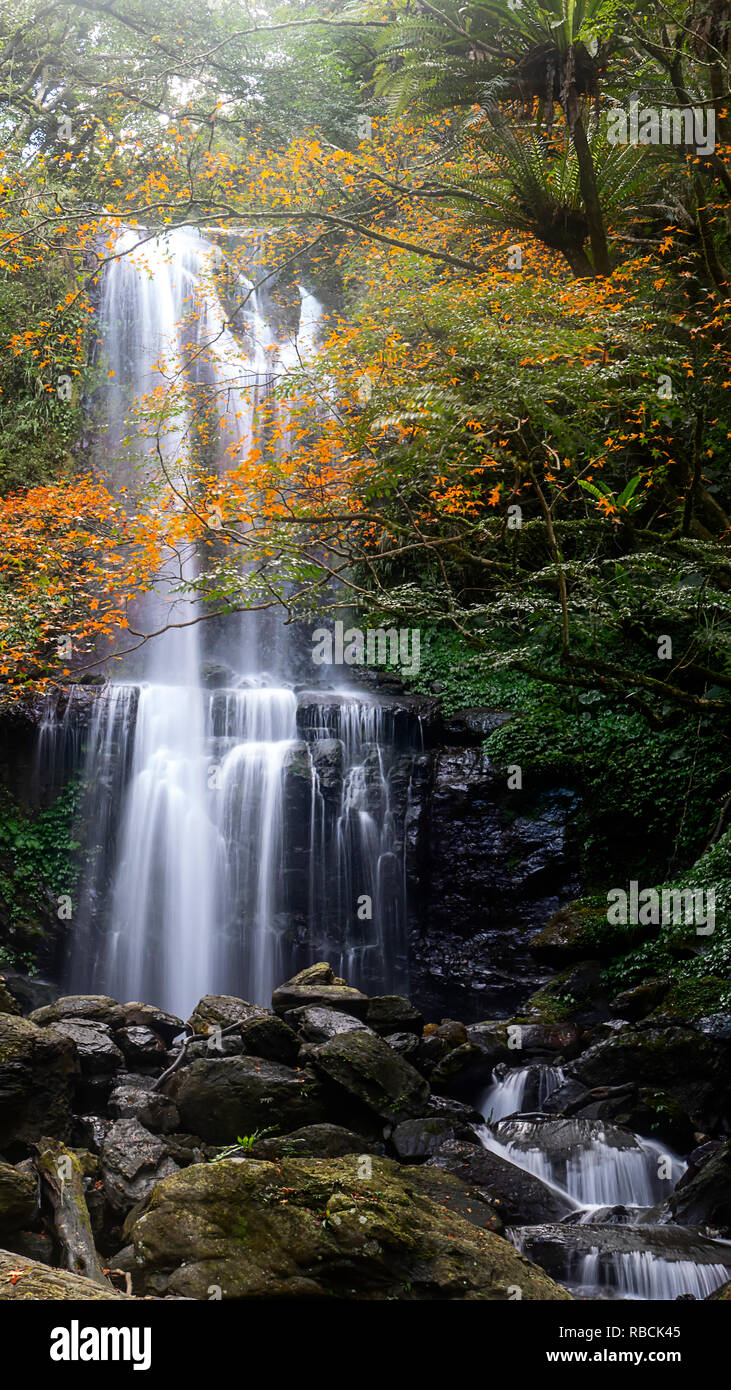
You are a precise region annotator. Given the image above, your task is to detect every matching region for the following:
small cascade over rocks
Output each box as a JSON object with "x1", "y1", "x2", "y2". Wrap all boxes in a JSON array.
[
  {"x1": 481, "y1": 1063, "x2": 731, "y2": 1299},
  {"x1": 480, "y1": 1063, "x2": 565, "y2": 1121}
]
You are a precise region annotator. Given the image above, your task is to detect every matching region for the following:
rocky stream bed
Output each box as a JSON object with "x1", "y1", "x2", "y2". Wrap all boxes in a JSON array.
[{"x1": 1, "y1": 961, "x2": 730, "y2": 1301}]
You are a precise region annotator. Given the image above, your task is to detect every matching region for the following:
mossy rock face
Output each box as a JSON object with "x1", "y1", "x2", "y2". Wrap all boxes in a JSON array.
[
  {"x1": 0, "y1": 1013, "x2": 78, "y2": 1148},
  {"x1": 650, "y1": 976, "x2": 731, "y2": 1025},
  {"x1": 0, "y1": 1249, "x2": 134, "y2": 1301},
  {"x1": 29, "y1": 995, "x2": 125, "y2": 1028},
  {"x1": 529, "y1": 904, "x2": 642, "y2": 964},
  {"x1": 308, "y1": 1029, "x2": 429, "y2": 1121},
  {"x1": 187, "y1": 994, "x2": 267, "y2": 1035},
  {"x1": 127, "y1": 1155, "x2": 573, "y2": 1300},
  {"x1": 570, "y1": 1026, "x2": 727, "y2": 1127},
  {"x1": 167, "y1": 1055, "x2": 328, "y2": 1143}
]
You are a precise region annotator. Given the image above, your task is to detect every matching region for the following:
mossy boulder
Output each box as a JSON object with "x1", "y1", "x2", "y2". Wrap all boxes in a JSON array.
[
  {"x1": 569, "y1": 1026, "x2": 727, "y2": 1127},
  {"x1": 308, "y1": 1029, "x2": 429, "y2": 1121},
  {"x1": 166, "y1": 1055, "x2": 328, "y2": 1143},
  {"x1": 0, "y1": 1013, "x2": 78, "y2": 1149},
  {"x1": 187, "y1": 994, "x2": 267, "y2": 1035},
  {"x1": 529, "y1": 904, "x2": 642, "y2": 964},
  {"x1": 126, "y1": 1155, "x2": 572, "y2": 1300},
  {"x1": 29, "y1": 995, "x2": 126, "y2": 1029}
]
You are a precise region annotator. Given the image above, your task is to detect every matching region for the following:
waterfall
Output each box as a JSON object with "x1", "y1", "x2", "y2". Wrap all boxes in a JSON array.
[
  {"x1": 480, "y1": 1064, "x2": 564, "y2": 1122},
  {"x1": 35, "y1": 226, "x2": 418, "y2": 1016}
]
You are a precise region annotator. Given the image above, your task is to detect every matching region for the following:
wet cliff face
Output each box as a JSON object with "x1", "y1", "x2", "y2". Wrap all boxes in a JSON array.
[
  {"x1": 0, "y1": 688, "x2": 582, "y2": 1021},
  {"x1": 404, "y1": 739, "x2": 582, "y2": 1022}
]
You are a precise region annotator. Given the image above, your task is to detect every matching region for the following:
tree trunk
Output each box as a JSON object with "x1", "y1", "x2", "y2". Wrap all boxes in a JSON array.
[
  {"x1": 34, "y1": 1140, "x2": 111, "y2": 1288},
  {"x1": 566, "y1": 94, "x2": 611, "y2": 276}
]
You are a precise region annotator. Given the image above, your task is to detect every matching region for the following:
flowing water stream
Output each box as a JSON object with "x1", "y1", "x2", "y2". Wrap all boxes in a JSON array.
[{"x1": 478, "y1": 1064, "x2": 731, "y2": 1300}]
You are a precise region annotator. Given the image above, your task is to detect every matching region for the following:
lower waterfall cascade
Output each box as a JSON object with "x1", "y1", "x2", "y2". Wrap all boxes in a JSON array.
[{"x1": 478, "y1": 1064, "x2": 731, "y2": 1300}]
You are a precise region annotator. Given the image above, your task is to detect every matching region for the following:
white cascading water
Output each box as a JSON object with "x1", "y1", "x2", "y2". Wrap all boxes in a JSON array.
[
  {"x1": 37, "y1": 227, "x2": 416, "y2": 1017},
  {"x1": 482, "y1": 1064, "x2": 731, "y2": 1300}
]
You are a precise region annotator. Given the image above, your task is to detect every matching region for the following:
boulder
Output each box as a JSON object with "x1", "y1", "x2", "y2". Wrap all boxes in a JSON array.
[
  {"x1": 187, "y1": 995, "x2": 267, "y2": 1035},
  {"x1": 126, "y1": 1155, "x2": 572, "y2": 1299},
  {"x1": 528, "y1": 904, "x2": 640, "y2": 964},
  {"x1": 668, "y1": 1140, "x2": 731, "y2": 1233},
  {"x1": 122, "y1": 1002, "x2": 184, "y2": 1046},
  {"x1": 108, "y1": 1084, "x2": 180, "y2": 1135},
  {"x1": 0, "y1": 1248, "x2": 134, "y2": 1300},
  {"x1": 0, "y1": 1161, "x2": 36, "y2": 1232},
  {"x1": 610, "y1": 979, "x2": 670, "y2": 1021},
  {"x1": 366, "y1": 996, "x2": 423, "y2": 1036},
  {"x1": 251, "y1": 1124, "x2": 384, "y2": 1160},
  {"x1": 101, "y1": 1119, "x2": 178, "y2": 1215},
  {"x1": 426, "y1": 1140, "x2": 575, "y2": 1226},
  {"x1": 287, "y1": 1006, "x2": 370, "y2": 1044},
  {"x1": 272, "y1": 983, "x2": 369, "y2": 1019},
  {"x1": 238, "y1": 1015, "x2": 300, "y2": 1065},
  {"x1": 166, "y1": 1056, "x2": 328, "y2": 1144},
  {"x1": 569, "y1": 1026, "x2": 726, "y2": 1126},
  {"x1": 29, "y1": 995, "x2": 126, "y2": 1029},
  {"x1": 114, "y1": 1026, "x2": 167, "y2": 1069},
  {"x1": 390, "y1": 1117, "x2": 478, "y2": 1161},
  {"x1": 384, "y1": 1031, "x2": 420, "y2": 1060},
  {"x1": 0, "y1": 1013, "x2": 78, "y2": 1148},
  {"x1": 308, "y1": 1029, "x2": 429, "y2": 1122},
  {"x1": 47, "y1": 1020, "x2": 125, "y2": 1075},
  {"x1": 0, "y1": 979, "x2": 21, "y2": 1017}
]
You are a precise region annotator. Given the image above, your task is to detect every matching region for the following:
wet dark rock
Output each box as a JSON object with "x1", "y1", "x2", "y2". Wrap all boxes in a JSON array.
[
  {"x1": 114, "y1": 1026, "x2": 168, "y2": 1069},
  {"x1": 0, "y1": 972, "x2": 56, "y2": 1016},
  {"x1": 309, "y1": 738, "x2": 343, "y2": 798},
  {"x1": 47, "y1": 1020, "x2": 125, "y2": 1074},
  {"x1": 166, "y1": 1056, "x2": 328, "y2": 1144},
  {"x1": 390, "y1": 1116, "x2": 479, "y2": 1161},
  {"x1": 72, "y1": 1115, "x2": 112, "y2": 1153},
  {"x1": 108, "y1": 1083, "x2": 180, "y2": 1134},
  {"x1": 366, "y1": 995, "x2": 423, "y2": 1036},
  {"x1": 251, "y1": 1123, "x2": 384, "y2": 1160},
  {"x1": 0, "y1": 1012, "x2": 78, "y2": 1149},
  {"x1": 542, "y1": 1078, "x2": 592, "y2": 1115},
  {"x1": 122, "y1": 1002, "x2": 184, "y2": 1046},
  {"x1": 441, "y1": 708, "x2": 512, "y2": 744},
  {"x1": 696, "y1": 1013, "x2": 731, "y2": 1043},
  {"x1": 384, "y1": 1031, "x2": 420, "y2": 1059},
  {"x1": 408, "y1": 751, "x2": 581, "y2": 1017},
  {"x1": 0, "y1": 1160, "x2": 37, "y2": 1232},
  {"x1": 29, "y1": 995, "x2": 126, "y2": 1029},
  {"x1": 426, "y1": 1139, "x2": 575, "y2": 1226},
  {"x1": 286, "y1": 1006, "x2": 370, "y2": 1044},
  {"x1": 515, "y1": 1223, "x2": 731, "y2": 1286},
  {"x1": 101, "y1": 1118, "x2": 179, "y2": 1215},
  {"x1": 610, "y1": 979, "x2": 670, "y2": 1021},
  {"x1": 308, "y1": 1029, "x2": 429, "y2": 1122},
  {"x1": 668, "y1": 1139, "x2": 731, "y2": 1233},
  {"x1": 238, "y1": 1014, "x2": 300, "y2": 1065},
  {"x1": 569, "y1": 1025, "x2": 728, "y2": 1128}
]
